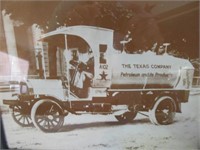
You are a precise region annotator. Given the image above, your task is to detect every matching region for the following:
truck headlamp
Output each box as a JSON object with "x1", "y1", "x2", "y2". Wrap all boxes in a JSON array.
[{"x1": 20, "y1": 82, "x2": 28, "y2": 94}]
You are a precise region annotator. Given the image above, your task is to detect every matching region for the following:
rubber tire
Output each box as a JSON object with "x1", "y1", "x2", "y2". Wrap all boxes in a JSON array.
[
  {"x1": 31, "y1": 99, "x2": 64, "y2": 132},
  {"x1": 115, "y1": 111, "x2": 137, "y2": 124},
  {"x1": 149, "y1": 96, "x2": 176, "y2": 125}
]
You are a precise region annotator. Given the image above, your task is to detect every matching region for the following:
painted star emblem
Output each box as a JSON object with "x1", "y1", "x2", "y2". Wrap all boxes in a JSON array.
[{"x1": 99, "y1": 71, "x2": 108, "y2": 80}]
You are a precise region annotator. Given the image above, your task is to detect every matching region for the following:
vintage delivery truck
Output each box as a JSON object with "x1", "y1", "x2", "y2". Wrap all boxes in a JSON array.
[{"x1": 3, "y1": 25, "x2": 194, "y2": 132}]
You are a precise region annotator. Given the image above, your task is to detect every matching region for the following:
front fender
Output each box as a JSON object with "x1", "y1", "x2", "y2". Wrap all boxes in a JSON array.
[
  {"x1": 33, "y1": 95, "x2": 70, "y2": 115},
  {"x1": 3, "y1": 99, "x2": 19, "y2": 106}
]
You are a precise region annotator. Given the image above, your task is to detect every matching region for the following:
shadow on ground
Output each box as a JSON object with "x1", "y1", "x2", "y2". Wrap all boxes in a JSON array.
[{"x1": 59, "y1": 118, "x2": 150, "y2": 132}]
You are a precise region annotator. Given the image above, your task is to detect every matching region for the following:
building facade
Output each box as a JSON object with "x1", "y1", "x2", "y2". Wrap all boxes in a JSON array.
[{"x1": 32, "y1": 24, "x2": 49, "y2": 78}]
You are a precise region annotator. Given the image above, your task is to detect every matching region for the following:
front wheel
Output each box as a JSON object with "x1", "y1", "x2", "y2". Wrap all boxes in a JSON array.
[
  {"x1": 115, "y1": 111, "x2": 137, "y2": 124},
  {"x1": 149, "y1": 96, "x2": 176, "y2": 125},
  {"x1": 31, "y1": 100, "x2": 64, "y2": 132},
  {"x1": 12, "y1": 105, "x2": 33, "y2": 127}
]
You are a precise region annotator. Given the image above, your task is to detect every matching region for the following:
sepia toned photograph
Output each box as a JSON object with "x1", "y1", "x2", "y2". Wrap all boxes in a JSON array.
[{"x1": 0, "y1": 1, "x2": 199, "y2": 149}]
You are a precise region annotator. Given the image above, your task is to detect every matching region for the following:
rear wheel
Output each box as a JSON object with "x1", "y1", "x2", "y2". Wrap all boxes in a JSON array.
[
  {"x1": 12, "y1": 105, "x2": 33, "y2": 127},
  {"x1": 31, "y1": 100, "x2": 64, "y2": 132},
  {"x1": 115, "y1": 111, "x2": 137, "y2": 123},
  {"x1": 149, "y1": 96, "x2": 176, "y2": 125}
]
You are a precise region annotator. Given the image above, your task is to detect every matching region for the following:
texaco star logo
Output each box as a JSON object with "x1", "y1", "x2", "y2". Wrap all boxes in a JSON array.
[{"x1": 99, "y1": 71, "x2": 108, "y2": 80}]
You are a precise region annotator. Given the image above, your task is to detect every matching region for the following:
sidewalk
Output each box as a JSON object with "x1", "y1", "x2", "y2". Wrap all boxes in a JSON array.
[{"x1": 190, "y1": 87, "x2": 200, "y2": 95}]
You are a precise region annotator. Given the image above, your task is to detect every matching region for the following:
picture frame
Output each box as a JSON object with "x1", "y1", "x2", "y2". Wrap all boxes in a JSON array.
[{"x1": 0, "y1": 1, "x2": 199, "y2": 149}]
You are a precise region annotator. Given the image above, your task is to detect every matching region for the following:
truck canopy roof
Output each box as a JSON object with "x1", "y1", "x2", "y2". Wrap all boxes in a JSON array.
[{"x1": 40, "y1": 25, "x2": 115, "y2": 55}]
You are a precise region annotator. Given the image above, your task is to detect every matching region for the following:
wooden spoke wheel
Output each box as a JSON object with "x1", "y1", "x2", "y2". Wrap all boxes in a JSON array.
[
  {"x1": 149, "y1": 96, "x2": 176, "y2": 125},
  {"x1": 31, "y1": 100, "x2": 64, "y2": 132},
  {"x1": 115, "y1": 111, "x2": 137, "y2": 124},
  {"x1": 12, "y1": 105, "x2": 33, "y2": 127}
]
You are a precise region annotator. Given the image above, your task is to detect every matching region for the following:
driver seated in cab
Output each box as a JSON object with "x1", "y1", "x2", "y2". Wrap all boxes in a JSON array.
[{"x1": 69, "y1": 51, "x2": 94, "y2": 98}]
